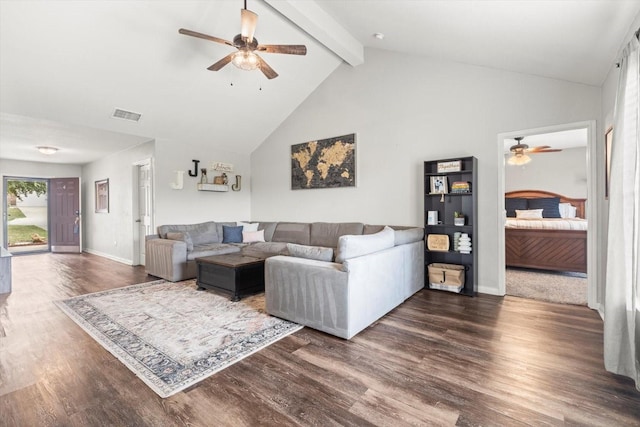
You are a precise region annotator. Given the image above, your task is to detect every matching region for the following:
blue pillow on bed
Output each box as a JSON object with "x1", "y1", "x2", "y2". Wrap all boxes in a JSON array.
[
  {"x1": 222, "y1": 225, "x2": 243, "y2": 243},
  {"x1": 505, "y1": 198, "x2": 528, "y2": 217},
  {"x1": 528, "y1": 197, "x2": 561, "y2": 218}
]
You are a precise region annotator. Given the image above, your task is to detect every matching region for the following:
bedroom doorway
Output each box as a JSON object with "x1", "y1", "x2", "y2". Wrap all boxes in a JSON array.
[{"x1": 496, "y1": 121, "x2": 599, "y2": 310}]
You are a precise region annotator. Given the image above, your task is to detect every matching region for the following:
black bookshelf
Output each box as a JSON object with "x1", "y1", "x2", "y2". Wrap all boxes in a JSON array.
[{"x1": 424, "y1": 156, "x2": 477, "y2": 296}]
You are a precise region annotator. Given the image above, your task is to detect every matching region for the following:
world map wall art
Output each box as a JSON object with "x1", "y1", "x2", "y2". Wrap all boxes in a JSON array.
[{"x1": 291, "y1": 133, "x2": 356, "y2": 190}]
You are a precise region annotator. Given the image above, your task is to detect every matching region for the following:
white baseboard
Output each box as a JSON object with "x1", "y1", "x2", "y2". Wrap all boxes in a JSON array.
[
  {"x1": 83, "y1": 248, "x2": 133, "y2": 266},
  {"x1": 478, "y1": 284, "x2": 504, "y2": 296}
]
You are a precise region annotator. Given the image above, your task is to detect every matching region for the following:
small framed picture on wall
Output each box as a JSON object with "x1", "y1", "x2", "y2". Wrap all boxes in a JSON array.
[
  {"x1": 605, "y1": 127, "x2": 613, "y2": 199},
  {"x1": 95, "y1": 179, "x2": 109, "y2": 213}
]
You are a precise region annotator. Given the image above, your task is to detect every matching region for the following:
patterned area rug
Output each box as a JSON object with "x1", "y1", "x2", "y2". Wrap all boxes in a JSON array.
[
  {"x1": 56, "y1": 280, "x2": 302, "y2": 398},
  {"x1": 506, "y1": 268, "x2": 587, "y2": 305}
]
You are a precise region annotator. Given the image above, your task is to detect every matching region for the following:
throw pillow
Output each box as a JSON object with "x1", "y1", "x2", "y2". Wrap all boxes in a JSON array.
[
  {"x1": 559, "y1": 202, "x2": 577, "y2": 219},
  {"x1": 528, "y1": 197, "x2": 561, "y2": 218},
  {"x1": 222, "y1": 225, "x2": 243, "y2": 243},
  {"x1": 515, "y1": 209, "x2": 543, "y2": 219},
  {"x1": 166, "y1": 232, "x2": 194, "y2": 251},
  {"x1": 335, "y1": 226, "x2": 395, "y2": 263},
  {"x1": 243, "y1": 229, "x2": 265, "y2": 243},
  {"x1": 237, "y1": 221, "x2": 259, "y2": 232},
  {"x1": 505, "y1": 198, "x2": 528, "y2": 217},
  {"x1": 287, "y1": 243, "x2": 334, "y2": 262}
]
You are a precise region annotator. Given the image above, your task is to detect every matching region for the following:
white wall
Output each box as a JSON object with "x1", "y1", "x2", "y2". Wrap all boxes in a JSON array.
[
  {"x1": 505, "y1": 147, "x2": 587, "y2": 198},
  {"x1": 153, "y1": 137, "x2": 251, "y2": 227},
  {"x1": 0, "y1": 159, "x2": 81, "y2": 246},
  {"x1": 82, "y1": 141, "x2": 154, "y2": 264},
  {"x1": 251, "y1": 47, "x2": 601, "y2": 295}
]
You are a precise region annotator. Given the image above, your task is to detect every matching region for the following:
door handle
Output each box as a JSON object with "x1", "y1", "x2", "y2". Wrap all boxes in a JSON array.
[{"x1": 135, "y1": 219, "x2": 142, "y2": 223}]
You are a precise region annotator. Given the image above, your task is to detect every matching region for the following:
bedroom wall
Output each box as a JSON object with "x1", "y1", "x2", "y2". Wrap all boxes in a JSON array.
[
  {"x1": 82, "y1": 140, "x2": 155, "y2": 264},
  {"x1": 250, "y1": 47, "x2": 601, "y2": 296},
  {"x1": 0, "y1": 159, "x2": 81, "y2": 247},
  {"x1": 504, "y1": 147, "x2": 587, "y2": 199}
]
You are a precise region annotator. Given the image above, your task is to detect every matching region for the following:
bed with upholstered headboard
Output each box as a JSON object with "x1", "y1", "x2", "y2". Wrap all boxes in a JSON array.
[{"x1": 505, "y1": 190, "x2": 587, "y2": 273}]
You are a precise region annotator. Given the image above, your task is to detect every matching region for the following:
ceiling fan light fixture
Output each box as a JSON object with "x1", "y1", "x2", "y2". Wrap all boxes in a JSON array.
[
  {"x1": 508, "y1": 153, "x2": 531, "y2": 166},
  {"x1": 232, "y1": 50, "x2": 259, "y2": 70},
  {"x1": 240, "y1": 8, "x2": 258, "y2": 42},
  {"x1": 37, "y1": 146, "x2": 58, "y2": 155}
]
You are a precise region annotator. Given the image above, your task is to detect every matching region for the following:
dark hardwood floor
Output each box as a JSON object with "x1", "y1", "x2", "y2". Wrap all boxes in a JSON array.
[{"x1": 1, "y1": 252, "x2": 639, "y2": 426}]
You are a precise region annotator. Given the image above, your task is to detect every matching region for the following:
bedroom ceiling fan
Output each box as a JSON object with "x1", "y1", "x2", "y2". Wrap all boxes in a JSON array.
[
  {"x1": 508, "y1": 136, "x2": 562, "y2": 165},
  {"x1": 178, "y1": 0, "x2": 307, "y2": 79}
]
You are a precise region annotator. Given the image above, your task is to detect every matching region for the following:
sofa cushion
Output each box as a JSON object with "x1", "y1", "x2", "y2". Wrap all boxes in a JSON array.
[
  {"x1": 287, "y1": 243, "x2": 334, "y2": 262},
  {"x1": 310, "y1": 222, "x2": 364, "y2": 247},
  {"x1": 272, "y1": 222, "x2": 311, "y2": 245},
  {"x1": 335, "y1": 226, "x2": 395, "y2": 263},
  {"x1": 158, "y1": 221, "x2": 219, "y2": 244},
  {"x1": 257, "y1": 222, "x2": 278, "y2": 242},
  {"x1": 241, "y1": 242, "x2": 289, "y2": 259},
  {"x1": 237, "y1": 221, "x2": 259, "y2": 232},
  {"x1": 215, "y1": 222, "x2": 237, "y2": 243},
  {"x1": 243, "y1": 229, "x2": 265, "y2": 243},
  {"x1": 166, "y1": 232, "x2": 194, "y2": 252},
  {"x1": 222, "y1": 225, "x2": 243, "y2": 243},
  {"x1": 393, "y1": 228, "x2": 424, "y2": 246},
  {"x1": 187, "y1": 243, "x2": 241, "y2": 260}
]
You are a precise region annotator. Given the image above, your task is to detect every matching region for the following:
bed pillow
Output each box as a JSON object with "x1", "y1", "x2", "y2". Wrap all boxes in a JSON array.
[
  {"x1": 528, "y1": 197, "x2": 561, "y2": 218},
  {"x1": 515, "y1": 209, "x2": 544, "y2": 219},
  {"x1": 505, "y1": 198, "x2": 528, "y2": 217},
  {"x1": 287, "y1": 243, "x2": 334, "y2": 262},
  {"x1": 559, "y1": 203, "x2": 577, "y2": 219},
  {"x1": 222, "y1": 225, "x2": 243, "y2": 243},
  {"x1": 243, "y1": 229, "x2": 265, "y2": 243}
]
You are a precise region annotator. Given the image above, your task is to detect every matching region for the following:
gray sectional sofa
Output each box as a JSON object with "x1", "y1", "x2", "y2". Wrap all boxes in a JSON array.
[{"x1": 145, "y1": 221, "x2": 424, "y2": 339}]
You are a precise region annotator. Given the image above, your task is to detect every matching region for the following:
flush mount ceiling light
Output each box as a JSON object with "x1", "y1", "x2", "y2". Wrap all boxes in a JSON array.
[{"x1": 37, "y1": 146, "x2": 58, "y2": 155}]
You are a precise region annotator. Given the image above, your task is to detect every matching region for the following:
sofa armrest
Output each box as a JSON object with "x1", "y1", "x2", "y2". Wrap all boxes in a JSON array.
[
  {"x1": 145, "y1": 237, "x2": 189, "y2": 282},
  {"x1": 265, "y1": 256, "x2": 350, "y2": 337}
]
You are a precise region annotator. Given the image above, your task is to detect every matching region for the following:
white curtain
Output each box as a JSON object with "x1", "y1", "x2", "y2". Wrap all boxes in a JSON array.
[{"x1": 605, "y1": 32, "x2": 639, "y2": 391}]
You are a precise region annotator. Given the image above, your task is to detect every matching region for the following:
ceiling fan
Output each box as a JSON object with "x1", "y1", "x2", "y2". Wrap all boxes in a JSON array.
[
  {"x1": 508, "y1": 136, "x2": 562, "y2": 165},
  {"x1": 179, "y1": 0, "x2": 307, "y2": 79}
]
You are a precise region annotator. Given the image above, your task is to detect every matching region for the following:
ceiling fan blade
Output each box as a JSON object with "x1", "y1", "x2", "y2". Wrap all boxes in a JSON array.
[
  {"x1": 257, "y1": 44, "x2": 307, "y2": 55},
  {"x1": 256, "y1": 55, "x2": 278, "y2": 79},
  {"x1": 179, "y1": 28, "x2": 235, "y2": 47},
  {"x1": 241, "y1": 8, "x2": 258, "y2": 43},
  {"x1": 207, "y1": 53, "x2": 236, "y2": 71},
  {"x1": 526, "y1": 145, "x2": 551, "y2": 152},
  {"x1": 532, "y1": 149, "x2": 562, "y2": 153}
]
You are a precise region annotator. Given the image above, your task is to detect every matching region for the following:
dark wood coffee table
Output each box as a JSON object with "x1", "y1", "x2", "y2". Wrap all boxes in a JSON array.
[{"x1": 195, "y1": 253, "x2": 265, "y2": 301}]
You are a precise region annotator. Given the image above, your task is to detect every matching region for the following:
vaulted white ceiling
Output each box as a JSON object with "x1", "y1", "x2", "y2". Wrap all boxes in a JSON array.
[{"x1": 1, "y1": 1, "x2": 638, "y2": 165}]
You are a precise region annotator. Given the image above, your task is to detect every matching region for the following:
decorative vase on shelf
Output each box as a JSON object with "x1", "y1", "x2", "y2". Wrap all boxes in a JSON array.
[{"x1": 454, "y1": 217, "x2": 465, "y2": 226}]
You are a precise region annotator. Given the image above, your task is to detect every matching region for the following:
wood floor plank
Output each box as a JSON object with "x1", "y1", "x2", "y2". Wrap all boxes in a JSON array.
[{"x1": 1, "y1": 253, "x2": 639, "y2": 426}]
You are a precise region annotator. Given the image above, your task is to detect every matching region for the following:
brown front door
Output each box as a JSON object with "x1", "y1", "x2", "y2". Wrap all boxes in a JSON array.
[{"x1": 49, "y1": 178, "x2": 80, "y2": 253}]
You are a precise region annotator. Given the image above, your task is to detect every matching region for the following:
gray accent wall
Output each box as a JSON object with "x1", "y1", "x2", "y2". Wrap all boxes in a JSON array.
[{"x1": 250, "y1": 47, "x2": 601, "y2": 296}]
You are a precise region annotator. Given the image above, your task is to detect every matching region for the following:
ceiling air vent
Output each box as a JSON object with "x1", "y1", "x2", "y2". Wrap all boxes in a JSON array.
[{"x1": 112, "y1": 108, "x2": 142, "y2": 122}]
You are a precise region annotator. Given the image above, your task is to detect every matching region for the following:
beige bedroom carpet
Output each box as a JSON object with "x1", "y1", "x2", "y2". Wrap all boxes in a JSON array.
[{"x1": 506, "y1": 268, "x2": 587, "y2": 305}]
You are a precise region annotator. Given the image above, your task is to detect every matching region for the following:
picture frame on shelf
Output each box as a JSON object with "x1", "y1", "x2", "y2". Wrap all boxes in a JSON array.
[
  {"x1": 437, "y1": 160, "x2": 462, "y2": 173},
  {"x1": 430, "y1": 176, "x2": 448, "y2": 194}
]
